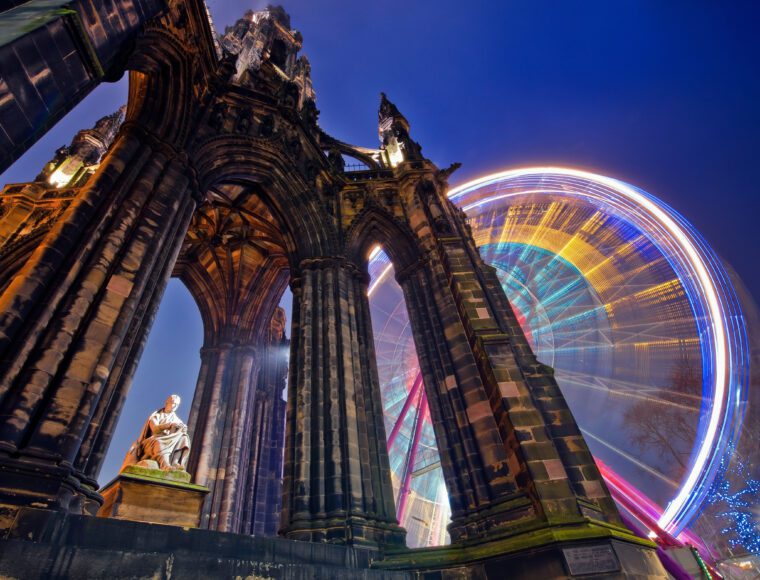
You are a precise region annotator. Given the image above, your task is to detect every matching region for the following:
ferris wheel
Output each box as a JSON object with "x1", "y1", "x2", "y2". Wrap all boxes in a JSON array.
[{"x1": 368, "y1": 167, "x2": 749, "y2": 550}]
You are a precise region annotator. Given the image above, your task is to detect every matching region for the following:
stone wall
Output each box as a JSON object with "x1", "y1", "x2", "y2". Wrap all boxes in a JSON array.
[{"x1": 0, "y1": 508, "x2": 409, "y2": 579}]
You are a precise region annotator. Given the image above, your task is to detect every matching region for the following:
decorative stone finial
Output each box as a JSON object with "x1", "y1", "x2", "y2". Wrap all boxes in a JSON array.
[{"x1": 378, "y1": 93, "x2": 422, "y2": 167}]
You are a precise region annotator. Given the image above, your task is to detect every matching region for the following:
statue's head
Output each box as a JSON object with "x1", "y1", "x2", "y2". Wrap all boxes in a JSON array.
[{"x1": 164, "y1": 394, "x2": 181, "y2": 413}]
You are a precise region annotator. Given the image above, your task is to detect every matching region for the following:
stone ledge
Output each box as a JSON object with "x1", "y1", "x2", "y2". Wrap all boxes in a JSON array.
[
  {"x1": 5, "y1": 508, "x2": 386, "y2": 568},
  {"x1": 0, "y1": 508, "x2": 408, "y2": 579},
  {"x1": 0, "y1": 538, "x2": 410, "y2": 579},
  {"x1": 0, "y1": 508, "x2": 668, "y2": 579},
  {"x1": 108, "y1": 465, "x2": 201, "y2": 488},
  {"x1": 376, "y1": 519, "x2": 660, "y2": 571}
]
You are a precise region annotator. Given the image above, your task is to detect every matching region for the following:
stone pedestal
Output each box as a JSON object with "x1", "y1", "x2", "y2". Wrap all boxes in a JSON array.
[{"x1": 97, "y1": 466, "x2": 208, "y2": 528}]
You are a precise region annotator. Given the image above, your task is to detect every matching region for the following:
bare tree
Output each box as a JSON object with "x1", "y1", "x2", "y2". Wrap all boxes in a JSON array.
[{"x1": 623, "y1": 354, "x2": 702, "y2": 480}]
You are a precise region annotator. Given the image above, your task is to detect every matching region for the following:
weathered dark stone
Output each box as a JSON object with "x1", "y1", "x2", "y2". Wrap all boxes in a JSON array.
[{"x1": 0, "y1": 508, "x2": 410, "y2": 579}]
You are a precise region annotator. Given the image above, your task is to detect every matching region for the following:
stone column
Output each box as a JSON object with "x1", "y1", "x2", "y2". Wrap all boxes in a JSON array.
[
  {"x1": 186, "y1": 307, "x2": 289, "y2": 537},
  {"x1": 188, "y1": 341, "x2": 261, "y2": 532},
  {"x1": 258, "y1": 388, "x2": 287, "y2": 535},
  {"x1": 75, "y1": 187, "x2": 193, "y2": 488},
  {"x1": 280, "y1": 258, "x2": 405, "y2": 548},
  {"x1": 240, "y1": 331, "x2": 288, "y2": 536},
  {"x1": 476, "y1": 254, "x2": 621, "y2": 522},
  {"x1": 0, "y1": 126, "x2": 197, "y2": 522},
  {"x1": 395, "y1": 179, "x2": 620, "y2": 542},
  {"x1": 0, "y1": 0, "x2": 167, "y2": 174},
  {"x1": 398, "y1": 261, "x2": 522, "y2": 540}
]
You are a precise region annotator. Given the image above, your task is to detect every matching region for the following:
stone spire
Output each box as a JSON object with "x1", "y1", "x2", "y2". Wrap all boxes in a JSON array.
[
  {"x1": 37, "y1": 105, "x2": 126, "y2": 188},
  {"x1": 378, "y1": 93, "x2": 422, "y2": 167},
  {"x1": 219, "y1": 5, "x2": 315, "y2": 109}
]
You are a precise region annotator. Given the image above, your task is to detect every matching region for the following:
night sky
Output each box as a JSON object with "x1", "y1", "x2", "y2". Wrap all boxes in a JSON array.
[{"x1": 1, "y1": 1, "x2": 758, "y2": 484}]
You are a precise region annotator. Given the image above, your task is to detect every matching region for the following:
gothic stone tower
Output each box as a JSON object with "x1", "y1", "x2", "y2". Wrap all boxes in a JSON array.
[{"x1": 0, "y1": 2, "x2": 666, "y2": 578}]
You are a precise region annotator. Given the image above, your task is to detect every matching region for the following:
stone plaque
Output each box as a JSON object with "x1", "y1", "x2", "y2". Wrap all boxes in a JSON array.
[{"x1": 562, "y1": 544, "x2": 620, "y2": 576}]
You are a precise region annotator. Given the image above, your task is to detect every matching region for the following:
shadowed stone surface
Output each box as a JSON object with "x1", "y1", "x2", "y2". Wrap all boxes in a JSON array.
[
  {"x1": 0, "y1": 509, "x2": 667, "y2": 579},
  {"x1": 0, "y1": 509, "x2": 667, "y2": 580},
  {"x1": 0, "y1": 509, "x2": 410, "y2": 579}
]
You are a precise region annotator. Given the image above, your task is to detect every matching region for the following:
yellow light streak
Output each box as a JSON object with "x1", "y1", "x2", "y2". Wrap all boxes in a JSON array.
[{"x1": 448, "y1": 167, "x2": 729, "y2": 533}]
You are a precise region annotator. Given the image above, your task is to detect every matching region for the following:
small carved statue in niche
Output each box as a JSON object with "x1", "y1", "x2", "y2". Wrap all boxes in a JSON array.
[
  {"x1": 121, "y1": 394, "x2": 191, "y2": 472},
  {"x1": 277, "y1": 81, "x2": 300, "y2": 109}
]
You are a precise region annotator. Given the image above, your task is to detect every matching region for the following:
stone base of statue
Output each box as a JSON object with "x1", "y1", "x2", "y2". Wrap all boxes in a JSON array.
[{"x1": 97, "y1": 464, "x2": 208, "y2": 528}]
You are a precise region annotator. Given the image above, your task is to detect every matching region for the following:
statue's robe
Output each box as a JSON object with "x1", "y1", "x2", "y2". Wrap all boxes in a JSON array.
[{"x1": 121, "y1": 409, "x2": 190, "y2": 471}]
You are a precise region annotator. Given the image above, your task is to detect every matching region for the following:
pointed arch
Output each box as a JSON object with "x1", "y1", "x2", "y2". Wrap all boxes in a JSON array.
[
  {"x1": 321, "y1": 138, "x2": 383, "y2": 170},
  {"x1": 126, "y1": 27, "x2": 200, "y2": 146},
  {"x1": 345, "y1": 205, "x2": 422, "y2": 272},
  {"x1": 191, "y1": 135, "x2": 337, "y2": 265}
]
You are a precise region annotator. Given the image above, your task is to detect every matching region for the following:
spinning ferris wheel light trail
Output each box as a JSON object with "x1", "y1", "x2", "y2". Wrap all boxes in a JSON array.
[
  {"x1": 449, "y1": 167, "x2": 748, "y2": 536},
  {"x1": 369, "y1": 166, "x2": 750, "y2": 550}
]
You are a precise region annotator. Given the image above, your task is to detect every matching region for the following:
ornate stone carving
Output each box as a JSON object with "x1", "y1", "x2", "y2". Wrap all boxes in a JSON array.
[
  {"x1": 35, "y1": 106, "x2": 126, "y2": 188},
  {"x1": 300, "y1": 98, "x2": 319, "y2": 127},
  {"x1": 378, "y1": 93, "x2": 423, "y2": 166}
]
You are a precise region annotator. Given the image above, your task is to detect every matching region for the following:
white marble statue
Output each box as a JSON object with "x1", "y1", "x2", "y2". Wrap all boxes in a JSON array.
[{"x1": 121, "y1": 394, "x2": 191, "y2": 472}]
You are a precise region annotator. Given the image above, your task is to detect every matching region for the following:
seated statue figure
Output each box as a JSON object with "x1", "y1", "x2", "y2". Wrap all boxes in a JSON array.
[{"x1": 121, "y1": 394, "x2": 191, "y2": 472}]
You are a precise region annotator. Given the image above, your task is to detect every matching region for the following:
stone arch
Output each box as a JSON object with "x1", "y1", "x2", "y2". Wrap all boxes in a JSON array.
[
  {"x1": 0, "y1": 19, "x2": 207, "y2": 503},
  {"x1": 191, "y1": 136, "x2": 337, "y2": 265},
  {"x1": 0, "y1": 6, "x2": 657, "y2": 570},
  {"x1": 124, "y1": 27, "x2": 201, "y2": 146},
  {"x1": 174, "y1": 248, "x2": 290, "y2": 532},
  {"x1": 0, "y1": 23, "x2": 202, "y2": 484},
  {"x1": 174, "y1": 183, "x2": 291, "y2": 345},
  {"x1": 269, "y1": 38, "x2": 288, "y2": 70},
  {"x1": 322, "y1": 139, "x2": 382, "y2": 170},
  {"x1": 345, "y1": 206, "x2": 422, "y2": 273},
  {"x1": 177, "y1": 255, "x2": 288, "y2": 346},
  {"x1": 170, "y1": 146, "x2": 307, "y2": 532}
]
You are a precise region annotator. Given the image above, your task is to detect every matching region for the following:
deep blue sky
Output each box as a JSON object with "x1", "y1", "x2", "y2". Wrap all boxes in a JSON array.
[{"x1": 1, "y1": 1, "x2": 758, "y2": 482}]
